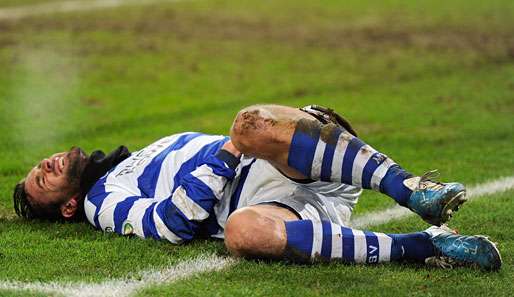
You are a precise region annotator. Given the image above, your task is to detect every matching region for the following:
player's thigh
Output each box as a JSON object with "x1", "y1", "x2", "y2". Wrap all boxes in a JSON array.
[{"x1": 224, "y1": 204, "x2": 299, "y2": 258}]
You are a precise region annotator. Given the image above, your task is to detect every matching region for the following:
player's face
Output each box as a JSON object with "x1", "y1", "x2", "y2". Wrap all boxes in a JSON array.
[{"x1": 24, "y1": 147, "x2": 88, "y2": 208}]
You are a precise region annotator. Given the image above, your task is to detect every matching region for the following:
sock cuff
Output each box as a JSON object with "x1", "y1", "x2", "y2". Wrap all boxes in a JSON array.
[{"x1": 285, "y1": 220, "x2": 315, "y2": 263}]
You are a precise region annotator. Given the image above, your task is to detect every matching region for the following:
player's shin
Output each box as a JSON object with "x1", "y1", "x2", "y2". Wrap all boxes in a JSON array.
[
  {"x1": 284, "y1": 220, "x2": 435, "y2": 264},
  {"x1": 287, "y1": 119, "x2": 414, "y2": 206}
]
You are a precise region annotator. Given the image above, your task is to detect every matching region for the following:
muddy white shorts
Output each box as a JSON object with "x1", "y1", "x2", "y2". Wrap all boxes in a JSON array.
[{"x1": 214, "y1": 157, "x2": 362, "y2": 237}]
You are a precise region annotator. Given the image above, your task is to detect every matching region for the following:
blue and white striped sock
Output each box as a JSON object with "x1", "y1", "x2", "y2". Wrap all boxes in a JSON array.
[
  {"x1": 288, "y1": 120, "x2": 413, "y2": 206},
  {"x1": 285, "y1": 220, "x2": 434, "y2": 263}
]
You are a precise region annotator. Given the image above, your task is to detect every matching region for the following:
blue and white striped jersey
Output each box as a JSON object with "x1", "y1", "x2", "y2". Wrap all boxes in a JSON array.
[
  {"x1": 84, "y1": 132, "x2": 238, "y2": 244},
  {"x1": 84, "y1": 132, "x2": 363, "y2": 245}
]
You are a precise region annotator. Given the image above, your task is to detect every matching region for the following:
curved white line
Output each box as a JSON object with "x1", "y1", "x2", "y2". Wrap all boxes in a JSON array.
[
  {"x1": 0, "y1": 0, "x2": 181, "y2": 21},
  {"x1": 0, "y1": 255, "x2": 236, "y2": 297}
]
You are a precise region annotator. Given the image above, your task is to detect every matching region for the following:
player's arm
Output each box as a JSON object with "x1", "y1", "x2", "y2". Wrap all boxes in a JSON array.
[
  {"x1": 86, "y1": 142, "x2": 241, "y2": 244},
  {"x1": 146, "y1": 145, "x2": 240, "y2": 243}
]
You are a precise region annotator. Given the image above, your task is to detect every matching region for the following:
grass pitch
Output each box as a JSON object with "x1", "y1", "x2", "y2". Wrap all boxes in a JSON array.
[{"x1": 0, "y1": 0, "x2": 513, "y2": 296}]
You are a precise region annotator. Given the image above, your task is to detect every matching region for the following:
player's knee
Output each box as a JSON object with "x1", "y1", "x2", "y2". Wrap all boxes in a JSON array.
[
  {"x1": 224, "y1": 208, "x2": 261, "y2": 256},
  {"x1": 224, "y1": 207, "x2": 281, "y2": 258},
  {"x1": 230, "y1": 105, "x2": 273, "y2": 155}
]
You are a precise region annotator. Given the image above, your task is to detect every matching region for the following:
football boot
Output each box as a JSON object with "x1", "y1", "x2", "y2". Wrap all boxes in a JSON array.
[
  {"x1": 405, "y1": 170, "x2": 467, "y2": 226},
  {"x1": 425, "y1": 226, "x2": 502, "y2": 271}
]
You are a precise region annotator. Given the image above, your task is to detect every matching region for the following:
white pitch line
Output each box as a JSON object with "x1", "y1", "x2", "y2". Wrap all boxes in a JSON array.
[
  {"x1": 350, "y1": 175, "x2": 514, "y2": 229},
  {"x1": 0, "y1": 254, "x2": 236, "y2": 297},
  {"x1": 0, "y1": 0, "x2": 179, "y2": 21}
]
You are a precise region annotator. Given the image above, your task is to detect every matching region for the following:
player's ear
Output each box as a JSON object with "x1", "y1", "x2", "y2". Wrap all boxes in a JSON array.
[{"x1": 60, "y1": 194, "x2": 79, "y2": 219}]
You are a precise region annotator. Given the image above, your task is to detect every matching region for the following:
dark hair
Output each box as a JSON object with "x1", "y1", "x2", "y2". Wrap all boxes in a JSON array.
[
  {"x1": 13, "y1": 180, "x2": 34, "y2": 219},
  {"x1": 13, "y1": 179, "x2": 84, "y2": 221}
]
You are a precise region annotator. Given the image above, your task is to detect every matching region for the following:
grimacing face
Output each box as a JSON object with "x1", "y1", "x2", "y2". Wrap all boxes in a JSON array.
[{"x1": 24, "y1": 147, "x2": 88, "y2": 218}]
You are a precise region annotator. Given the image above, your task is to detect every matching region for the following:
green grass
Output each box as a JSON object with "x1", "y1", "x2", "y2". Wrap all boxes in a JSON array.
[
  {"x1": 0, "y1": 0, "x2": 60, "y2": 8},
  {"x1": 0, "y1": 0, "x2": 513, "y2": 296}
]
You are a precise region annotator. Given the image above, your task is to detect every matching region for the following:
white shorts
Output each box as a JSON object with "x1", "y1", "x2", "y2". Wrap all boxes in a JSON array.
[{"x1": 214, "y1": 157, "x2": 362, "y2": 236}]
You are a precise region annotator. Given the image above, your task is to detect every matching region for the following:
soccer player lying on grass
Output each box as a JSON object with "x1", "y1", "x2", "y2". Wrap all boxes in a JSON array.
[{"x1": 13, "y1": 104, "x2": 502, "y2": 270}]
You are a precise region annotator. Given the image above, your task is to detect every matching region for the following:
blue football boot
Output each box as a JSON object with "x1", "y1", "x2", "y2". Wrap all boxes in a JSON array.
[
  {"x1": 404, "y1": 170, "x2": 467, "y2": 226},
  {"x1": 424, "y1": 226, "x2": 502, "y2": 271}
]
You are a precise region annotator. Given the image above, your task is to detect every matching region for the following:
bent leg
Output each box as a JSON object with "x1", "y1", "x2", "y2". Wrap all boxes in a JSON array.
[
  {"x1": 229, "y1": 104, "x2": 313, "y2": 180},
  {"x1": 230, "y1": 104, "x2": 414, "y2": 206},
  {"x1": 224, "y1": 204, "x2": 435, "y2": 264}
]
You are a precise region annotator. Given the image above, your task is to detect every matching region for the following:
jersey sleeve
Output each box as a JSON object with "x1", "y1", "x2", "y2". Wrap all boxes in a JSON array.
[{"x1": 84, "y1": 150, "x2": 240, "y2": 244}]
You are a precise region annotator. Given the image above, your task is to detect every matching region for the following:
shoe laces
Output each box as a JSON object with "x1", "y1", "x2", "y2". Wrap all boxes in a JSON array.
[
  {"x1": 426, "y1": 252, "x2": 481, "y2": 270},
  {"x1": 425, "y1": 241, "x2": 471, "y2": 270},
  {"x1": 417, "y1": 170, "x2": 445, "y2": 191},
  {"x1": 425, "y1": 255, "x2": 457, "y2": 269}
]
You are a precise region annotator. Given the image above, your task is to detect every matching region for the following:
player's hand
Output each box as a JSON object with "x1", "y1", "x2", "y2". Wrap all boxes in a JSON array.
[{"x1": 222, "y1": 140, "x2": 242, "y2": 158}]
